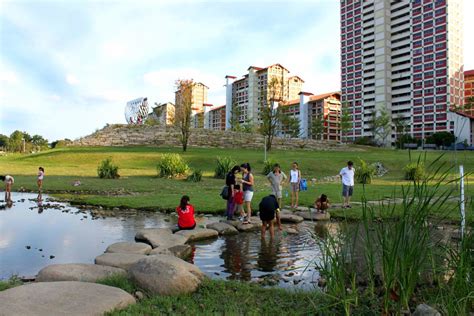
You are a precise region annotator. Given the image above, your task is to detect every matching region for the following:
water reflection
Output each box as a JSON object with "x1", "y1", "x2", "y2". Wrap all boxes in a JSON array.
[{"x1": 257, "y1": 238, "x2": 278, "y2": 272}]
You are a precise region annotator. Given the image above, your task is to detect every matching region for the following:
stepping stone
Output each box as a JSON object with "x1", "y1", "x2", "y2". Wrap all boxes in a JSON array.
[
  {"x1": 284, "y1": 228, "x2": 299, "y2": 235},
  {"x1": 206, "y1": 222, "x2": 239, "y2": 235},
  {"x1": 95, "y1": 253, "x2": 148, "y2": 270},
  {"x1": 0, "y1": 281, "x2": 135, "y2": 316},
  {"x1": 149, "y1": 244, "x2": 192, "y2": 259},
  {"x1": 220, "y1": 219, "x2": 240, "y2": 228},
  {"x1": 106, "y1": 242, "x2": 152, "y2": 255},
  {"x1": 175, "y1": 228, "x2": 218, "y2": 242},
  {"x1": 279, "y1": 213, "x2": 304, "y2": 223},
  {"x1": 36, "y1": 263, "x2": 126, "y2": 283},
  {"x1": 135, "y1": 228, "x2": 187, "y2": 248},
  {"x1": 295, "y1": 210, "x2": 331, "y2": 221},
  {"x1": 236, "y1": 221, "x2": 261, "y2": 232},
  {"x1": 128, "y1": 255, "x2": 206, "y2": 296}
]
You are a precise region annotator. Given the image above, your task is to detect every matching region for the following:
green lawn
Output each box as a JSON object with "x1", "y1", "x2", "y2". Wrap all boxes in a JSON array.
[{"x1": 1, "y1": 146, "x2": 473, "y2": 221}]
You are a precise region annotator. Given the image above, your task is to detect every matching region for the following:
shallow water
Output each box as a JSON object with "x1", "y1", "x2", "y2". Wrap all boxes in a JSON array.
[{"x1": 0, "y1": 193, "x2": 328, "y2": 289}]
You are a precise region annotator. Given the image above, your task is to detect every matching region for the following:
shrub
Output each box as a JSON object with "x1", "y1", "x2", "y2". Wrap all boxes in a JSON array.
[
  {"x1": 425, "y1": 131, "x2": 455, "y2": 147},
  {"x1": 97, "y1": 158, "x2": 120, "y2": 179},
  {"x1": 156, "y1": 153, "x2": 189, "y2": 178},
  {"x1": 187, "y1": 169, "x2": 202, "y2": 182},
  {"x1": 262, "y1": 159, "x2": 279, "y2": 175},
  {"x1": 404, "y1": 162, "x2": 425, "y2": 181},
  {"x1": 214, "y1": 156, "x2": 236, "y2": 179},
  {"x1": 355, "y1": 159, "x2": 376, "y2": 184},
  {"x1": 353, "y1": 136, "x2": 377, "y2": 146}
]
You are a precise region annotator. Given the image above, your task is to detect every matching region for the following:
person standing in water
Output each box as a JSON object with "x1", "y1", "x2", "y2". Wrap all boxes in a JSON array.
[
  {"x1": 289, "y1": 162, "x2": 301, "y2": 209},
  {"x1": 259, "y1": 194, "x2": 280, "y2": 239},
  {"x1": 37, "y1": 167, "x2": 44, "y2": 201},
  {"x1": 1, "y1": 175, "x2": 14, "y2": 202},
  {"x1": 240, "y1": 163, "x2": 254, "y2": 224}
]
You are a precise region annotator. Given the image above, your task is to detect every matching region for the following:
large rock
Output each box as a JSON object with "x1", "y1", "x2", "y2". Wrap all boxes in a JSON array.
[
  {"x1": 149, "y1": 244, "x2": 193, "y2": 259},
  {"x1": 206, "y1": 222, "x2": 239, "y2": 235},
  {"x1": 236, "y1": 220, "x2": 261, "y2": 232},
  {"x1": 106, "y1": 242, "x2": 152, "y2": 255},
  {"x1": 278, "y1": 213, "x2": 304, "y2": 223},
  {"x1": 95, "y1": 253, "x2": 148, "y2": 270},
  {"x1": 36, "y1": 263, "x2": 126, "y2": 283},
  {"x1": 175, "y1": 228, "x2": 219, "y2": 242},
  {"x1": 0, "y1": 281, "x2": 135, "y2": 316},
  {"x1": 413, "y1": 304, "x2": 441, "y2": 316},
  {"x1": 128, "y1": 255, "x2": 206, "y2": 296},
  {"x1": 295, "y1": 210, "x2": 331, "y2": 221},
  {"x1": 135, "y1": 228, "x2": 187, "y2": 249}
]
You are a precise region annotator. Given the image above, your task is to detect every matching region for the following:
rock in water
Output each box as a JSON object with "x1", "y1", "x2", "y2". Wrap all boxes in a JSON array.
[
  {"x1": 295, "y1": 210, "x2": 331, "y2": 221},
  {"x1": 135, "y1": 228, "x2": 187, "y2": 248},
  {"x1": 95, "y1": 253, "x2": 148, "y2": 270},
  {"x1": 175, "y1": 228, "x2": 219, "y2": 242},
  {"x1": 0, "y1": 281, "x2": 135, "y2": 316},
  {"x1": 149, "y1": 244, "x2": 193, "y2": 259},
  {"x1": 36, "y1": 263, "x2": 126, "y2": 282},
  {"x1": 105, "y1": 242, "x2": 152, "y2": 255},
  {"x1": 413, "y1": 304, "x2": 441, "y2": 316},
  {"x1": 206, "y1": 222, "x2": 239, "y2": 235},
  {"x1": 128, "y1": 255, "x2": 206, "y2": 296},
  {"x1": 278, "y1": 213, "x2": 304, "y2": 223}
]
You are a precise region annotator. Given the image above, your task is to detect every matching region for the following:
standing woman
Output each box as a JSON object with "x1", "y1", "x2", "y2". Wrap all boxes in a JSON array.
[
  {"x1": 240, "y1": 163, "x2": 254, "y2": 224},
  {"x1": 290, "y1": 162, "x2": 301, "y2": 209},
  {"x1": 1, "y1": 175, "x2": 14, "y2": 202},
  {"x1": 225, "y1": 166, "x2": 241, "y2": 220},
  {"x1": 266, "y1": 164, "x2": 287, "y2": 231},
  {"x1": 37, "y1": 167, "x2": 45, "y2": 201}
]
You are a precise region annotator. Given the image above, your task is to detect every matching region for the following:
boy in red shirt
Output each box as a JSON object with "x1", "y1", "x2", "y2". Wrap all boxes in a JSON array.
[
  {"x1": 176, "y1": 195, "x2": 196, "y2": 230},
  {"x1": 234, "y1": 184, "x2": 245, "y2": 221}
]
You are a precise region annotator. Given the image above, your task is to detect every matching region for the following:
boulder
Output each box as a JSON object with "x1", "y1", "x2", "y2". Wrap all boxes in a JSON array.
[
  {"x1": 106, "y1": 242, "x2": 152, "y2": 255},
  {"x1": 135, "y1": 228, "x2": 187, "y2": 249},
  {"x1": 236, "y1": 221, "x2": 261, "y2": 232},
  {"x1": 295, "y1": 210, "x2": 331, "y2": 221},
  {"x1": 128, "y1": 255, "x2": 206, "y2": 296},
  {"x1": 149, "y1": 244, "x2": 193, "y2": 259},
  {"x1": 0, "y1": 281, "x2": 135, "y2": 316},
  {"x1": 36, "y1": 263, "x2": 126, "y2": 283},
  {"x1": 220, "y1": 219, "x2": 240, "y2": 228},
  {"x1": 95, "y1": 253, "x2": 148, "y2": 270},
  {"x1": 284, "y1": 227, "x2": 298, "y2": 235},
  {"x1": 278, "y1": 213, "x2": 304, "y2": 223},
  {"x1": 413, "y1": 304, "x2": 441, "y2": 316},
  {"x1": 175, "y1": 228, "x2": 218, "y2": 242},
  {"x1": 206, "y1": 222, "x2": 239, "y2": 235}
]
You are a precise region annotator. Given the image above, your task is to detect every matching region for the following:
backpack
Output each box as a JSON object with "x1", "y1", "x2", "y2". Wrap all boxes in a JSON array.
[
  {"x1": 299, "y1": 179, "x2": 308, "y2": 191},
  {"x1": 220, "y1": 186, "x2": 230, "y2": 200}
]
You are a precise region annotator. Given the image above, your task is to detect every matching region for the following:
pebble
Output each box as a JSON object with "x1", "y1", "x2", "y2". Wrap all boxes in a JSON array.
[
  {"x1": 49, "y1": 255, "x2": 55, "y2": 259},
  {"x1": 135, "y1": 291, "x2": 144, "y2": 300},
  {"x1": 25, "y1": 246, "x2": 31, "y2": 250},
  {"x1": 39, "y1": 249, "x2": 43, "y2": 252}
]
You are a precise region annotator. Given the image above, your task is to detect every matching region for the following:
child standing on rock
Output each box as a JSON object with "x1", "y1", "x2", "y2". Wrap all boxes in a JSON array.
[{"x1": 234, "y1": 184, "x2": 245, "y2": 221}]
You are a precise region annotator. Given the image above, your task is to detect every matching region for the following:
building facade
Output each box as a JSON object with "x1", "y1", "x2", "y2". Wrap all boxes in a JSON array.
[
  {"x1": 148, "y1": 102, "x2": 175, "y2": 126},
  {"x1": 174, "y1": 82, "x2": 209, "y2": 128},
  {"x1": 207, "y1": 105, "x2": 226, "y2": 131},
  {"x1": 224, "y1": 64, "x2": 304, "y2": 129},
  {"x1": 340, "y1": 0, "x2": 464, "y2": 145},
  {"x1": 464, "y1": 69, "x2": 474, "y2": 115}
]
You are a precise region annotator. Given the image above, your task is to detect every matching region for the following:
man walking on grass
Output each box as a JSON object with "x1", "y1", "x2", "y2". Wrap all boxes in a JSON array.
[{"x1": 339, "y1": 161, "x2": 355, "y2": 208}]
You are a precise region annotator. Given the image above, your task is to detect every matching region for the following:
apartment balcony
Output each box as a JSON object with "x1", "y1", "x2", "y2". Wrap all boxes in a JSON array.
[
  {"x1": 391, "y1": 46, "x2": 411, "y2": 57},
  {"x1": 392, "y1": 79, "x2": 411, "y2": 88},
  {"x1": 391, "y1": 24, "x2": 410, "y2": 35},
  {"x1": 392, "y1": 63, "x2": 410, "y2": 73},
  {"x1": 364, "y1": 78, "x2": 375, "y2": 85},
  {"x1": 391, "y1": 70, "x2": 411, "y2": 79},
  {"x1": 364, "y1": 56, "x2": 375, "y2": 63}
]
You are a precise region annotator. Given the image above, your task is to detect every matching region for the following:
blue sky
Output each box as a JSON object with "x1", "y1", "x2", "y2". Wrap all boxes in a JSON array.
[{"x1": 0, "y1": 0, "x2": 473, "y2": 141}]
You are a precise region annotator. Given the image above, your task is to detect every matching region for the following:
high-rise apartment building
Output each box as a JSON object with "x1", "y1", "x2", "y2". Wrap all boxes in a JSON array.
[
  {"x1": 464, "y1": 69, "x2": 474, "y2": 114},
  {"x1": 224, "y1": 64, "x2": 304, "y2": 129},
  {"x1": 175, "y1": 82, "x2": 209, "y2": 128},
  {"x1": 340, "y1": 0, "x2": 464, "y2": 145}
]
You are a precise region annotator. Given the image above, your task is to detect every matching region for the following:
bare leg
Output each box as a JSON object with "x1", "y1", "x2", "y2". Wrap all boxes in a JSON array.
[
  {"x1": 261, "y1": 222, "x2": 267, "y2": 239},
  {"x1": 269, "y1": 221, "x2": 274, "y2": 239},
  {"x1": 295, "y1": 191, "x2": 299, "y2": 208},
  {"x1": 246, "y1": 201, "x2": 252, "y2": 222},
  {"x1": 291, "y1": 191, "x2": 295, "y2": 208},
  {"x1": 276, "y1": 212, "x2": 282, "y2": 231},
  {"x1": 277, "y1": 198, "x2": 282, "y2": 210}
]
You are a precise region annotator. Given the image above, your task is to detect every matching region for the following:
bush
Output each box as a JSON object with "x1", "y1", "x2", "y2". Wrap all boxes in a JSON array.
[
  {"x1": 187, "y1": 169, "x2": 202, "y2": 182},
  {"x1": 97, "y1": 158, "x2": 120, "y2": 179},
  {"x1": 214, "y1": 156, "x2": 236, "y2": 179},
  {"x1": 425, "y1": 131, "x2": 455, "y2": 147},
  {"x1": 404, "y1": 162, "x2": 425, "y2": 181},
  {"x1": 157, "y1": 153, "x2": 189, "y2": 178},
  {"x1": 262, "y1": 159, "x2": 279, "y2": 175},
  {"x1": 353, "y1": 136, "x2": 377, "y2": 146},
  {"x1": 355, "y1": 159, "x2": 376, "y2": 184},
  {"x1": 396, "y1": 134, "x2": 420, "y2": 149}
]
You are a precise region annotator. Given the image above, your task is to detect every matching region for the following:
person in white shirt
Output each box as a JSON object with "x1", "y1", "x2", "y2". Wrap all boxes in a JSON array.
[
  {"x1": 1, "y1": 175, "x2": 14, "y2": 202},
  {"x1": 289, "y1": 162, "x2": 301, "y2": 209},
  {"x1": 339, "y1": 161, "x2": 355, "y2": 208},
  {"x1": 37, "y1": 167, "x2": 45, "y2": 201}
]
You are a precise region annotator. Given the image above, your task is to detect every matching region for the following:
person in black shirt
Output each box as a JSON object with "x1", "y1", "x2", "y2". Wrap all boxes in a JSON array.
[
  {"x1": 259, "y1": 194, "x2": 280, "y2": 239},
  {"x1": 225, "y1": 165, "x2": 241, "y2": 220}
]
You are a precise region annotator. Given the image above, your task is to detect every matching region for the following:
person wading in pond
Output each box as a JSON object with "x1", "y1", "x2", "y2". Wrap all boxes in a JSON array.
[
  {"x1": 176, "y1": 195, "x2": 196, "y2": 230},
  {"x1": 226, "y1": 166, "x2": 241, "y2": 220},
  {"x1": 266, "y1": 164, "x2": 287, "y2": 231},
  {"x1": 259, "y1": 194, "x2": 280, "y2": 239},
  {"x1": 1, "y1": 175, "x2": 14, "y2": 202},
  {"x1": 289, "y1": 162, "x2": 301, "y2": 209},
  {"x1": 240, "y1": 163, "x2": 254, "y2": 224},
  {"x1": 339, "y1": 160, "x2": 355, "y2": 208},
  {"x1": 37, "y1": 167, "x2": 44, "y2": 201}
]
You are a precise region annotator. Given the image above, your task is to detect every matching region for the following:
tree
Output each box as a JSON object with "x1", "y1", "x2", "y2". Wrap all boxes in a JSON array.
[
  {"x1": 31, "y1": 135, "x2": 49, "y2": 148},
  {"x1": 8, "y1": 130, "x2": 24, "y2": 152},
  {"x1": 369, "y1": 109, "x2": 391, "y2": 146},
  {"x1": 311, "y1": 115, "x2": 325, "y2": 140},
  {"x1": 174, "y1": 79, "x2": 194, "y2": 152},
  {"x1": 280, "y1": 115, "x2": 300, "y2": 138},
  {"x1": 259, "y1": 77, "x2": 285, "y2": 151},
  {"x1": 340, "y1": 104, "x2": 352, "y2": 143},
  {"x1": 393, "y1": 115, "x2": 409, "y2": 148},
  {"x1": 426, "y1": 131, "x2": 455, "y2": 148},
  {"x1": 0, "y1": 134, "x2": 8, "y2": 148}
]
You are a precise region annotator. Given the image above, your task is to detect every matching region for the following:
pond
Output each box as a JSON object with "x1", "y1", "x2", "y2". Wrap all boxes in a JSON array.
[{"x1": 0, "y1": 193, "x2": 334, "y2": 289}]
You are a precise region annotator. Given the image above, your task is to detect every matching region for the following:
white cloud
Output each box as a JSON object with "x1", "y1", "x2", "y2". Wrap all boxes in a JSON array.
[
  {"x1": 66, "y1": 74, "x2": 79, "y2": 85},
  {"x1": 0, "y1": 70, "x2": 19, "y2": 84}
]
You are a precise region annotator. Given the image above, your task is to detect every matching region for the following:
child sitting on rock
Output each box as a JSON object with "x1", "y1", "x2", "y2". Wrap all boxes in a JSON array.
[
  {"x1": 176, "y1": 195, "x2": 196, "y2": 230},
  {"x1": 315, "y1": 194, "x2": 330, "y2": 213}
]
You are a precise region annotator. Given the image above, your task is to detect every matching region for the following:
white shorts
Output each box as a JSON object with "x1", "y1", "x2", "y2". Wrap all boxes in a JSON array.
[{"x1": 243, "y1": 191, "x2": 254, "y2": 202}]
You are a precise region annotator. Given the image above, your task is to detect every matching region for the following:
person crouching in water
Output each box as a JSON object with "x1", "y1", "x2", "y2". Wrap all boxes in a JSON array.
[
  {"x1": 176, "y1": 195, "x2": 196, "y2": 230},
  {"x1": 315, "y1": 194, "x2": 330, "y2": 213},
  {"x1": 1, "y1": 175, "x2": 14, "y2": 202},
  {"x1": 259, "y1": 194, "x2": 280, "y2": 239}
]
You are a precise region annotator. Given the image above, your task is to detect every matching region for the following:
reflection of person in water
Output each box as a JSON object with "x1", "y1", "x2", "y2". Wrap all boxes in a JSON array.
[
  {"x1": 37, "y1": 200, "x2": 44, "y2": 214},
  {"x1": 257, "y1": 238, "x2": 278, "y2": 273},
  {"x1": 220, "y1": 234, "x2": 252, "y2": 281}
]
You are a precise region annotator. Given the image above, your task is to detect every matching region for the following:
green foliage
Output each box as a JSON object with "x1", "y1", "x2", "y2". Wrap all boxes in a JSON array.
[
  {"x1": 0, "y1": 134, "x2": 9, "y2": 148},
  {"x1": 187, "y1": 169, "x2": 202, "y2": 182},
  {"x1": 395, "y1": 134, "x2": 420, "y2": 149},
  {"x1": 404, "y1": 162, "x2": 425, "y2": 181},
  {"x1": 97, "y1": 158, "x2": 120, "y2": 179},
  {"x1": 340, "y1": 104, "x2": 352, "y2": 143},
  {"x1": 425, "y1": 131, "x2": 455, "y2": 147},
  {"x1": 0, "y1": 275, "x2": 23, "y2": 291},
  {"x1": 156, "y1": 153, "x2": 189, "y2": 178},
  {"x1": 311, "y1": 115, "x2": 325, "y2": 140},
  {"x1": 214, "y1": 156, "x2": 236, "y2": 179},
  {"x1": 51, "y1": 139, "x2": 72, "y2": 148},
  {"x1": 369, "y1": 109, "x2": 391, "y2": 146},
  {"x1": 280, "y1": 115, "x2": 300, "y2": 138},
  {"x1": 7, "y1": 130, "x2": 24, "y2": 152},
  {"x1": 31, "y1": 135, "x2": 49, "y2": 147},
  {"x1": 262, "y1": 158, "x2": 279, "y2": 175},
  {"x1": 355, "y1": 159, "x2": 375, "y2": 184},
  {"x1": 353, "y1": 136, "x2": 376, "y2": 146},
  {"x1": 96, "y1": 274, "x2": 137, "y2": 294}
]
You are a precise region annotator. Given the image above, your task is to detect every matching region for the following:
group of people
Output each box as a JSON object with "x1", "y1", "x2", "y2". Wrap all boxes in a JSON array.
[{"x1": 1, "y1": 167, "x2": 44, "y2": 206}]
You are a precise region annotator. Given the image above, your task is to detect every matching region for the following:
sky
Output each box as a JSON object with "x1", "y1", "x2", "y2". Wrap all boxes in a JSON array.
[{"x1": 0, "y1": 0, "x2": 473, "y2": 141}]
